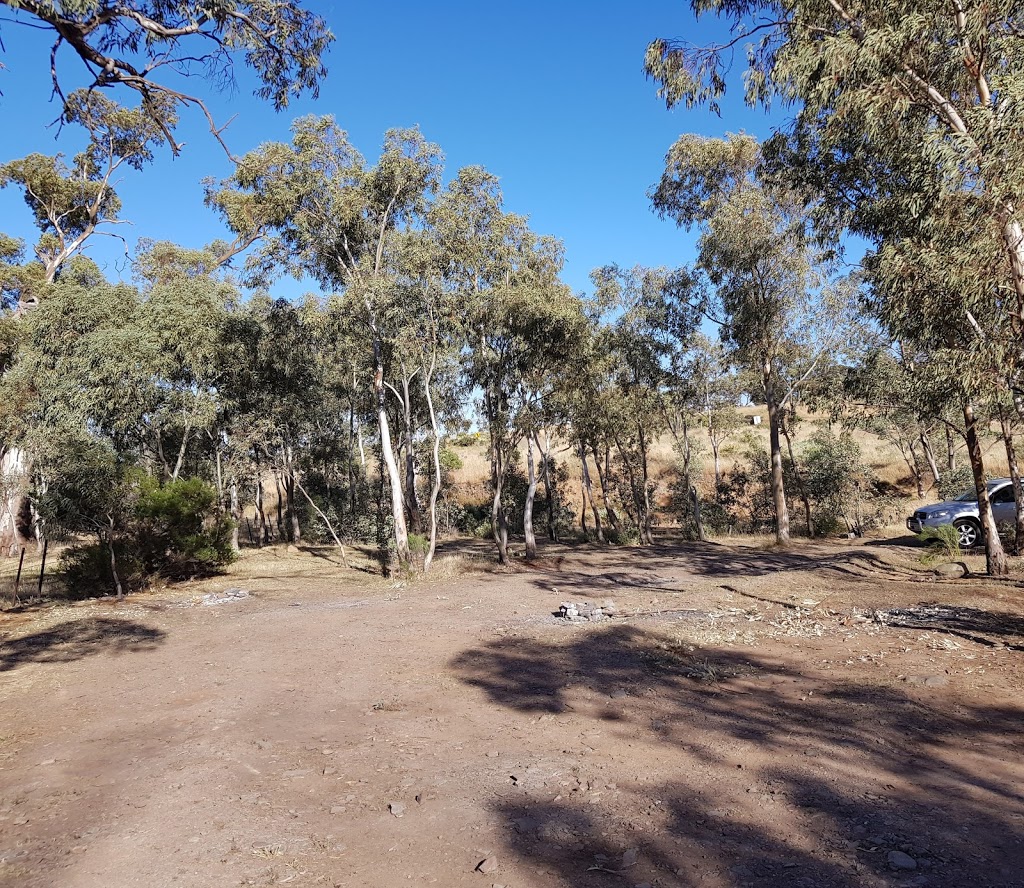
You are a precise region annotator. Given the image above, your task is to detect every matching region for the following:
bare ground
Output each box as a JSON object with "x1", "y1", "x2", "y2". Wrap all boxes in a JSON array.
[{"x1": 0, "y1": 537, "x2": 1022, "y2": 888}]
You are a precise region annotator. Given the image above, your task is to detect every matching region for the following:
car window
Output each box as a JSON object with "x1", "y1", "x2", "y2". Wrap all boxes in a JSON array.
[
  {"x1": 992, "y1": 486, "x2": 1016, "y2": 504},
  {"x1": 954, "y1": 488, "x2": 978, "y2": 502}
]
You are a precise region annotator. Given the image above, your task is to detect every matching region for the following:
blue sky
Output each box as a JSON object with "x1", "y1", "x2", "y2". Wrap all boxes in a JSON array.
[{"x1": 0, "y1": 1, "x2": 784, "y2": 298}]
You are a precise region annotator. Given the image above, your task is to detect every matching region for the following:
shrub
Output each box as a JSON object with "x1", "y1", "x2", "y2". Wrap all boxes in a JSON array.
[{"x1": 57, "y1": 475, "x2": 235, "y2": 597}]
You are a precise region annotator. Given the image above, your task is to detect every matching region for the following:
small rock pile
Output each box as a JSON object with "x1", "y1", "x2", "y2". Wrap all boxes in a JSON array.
[
  {"x1": 558, "y1": 599, "x2": 617, "y2": 622},
  {"x1": 201, "y1": 587, "x2": 251, "y2": 606}
]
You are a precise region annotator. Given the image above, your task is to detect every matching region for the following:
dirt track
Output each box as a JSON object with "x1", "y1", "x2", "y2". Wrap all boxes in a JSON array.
[{"x1": 1, "y1": 539, "x2": 1022, "y2": 888}]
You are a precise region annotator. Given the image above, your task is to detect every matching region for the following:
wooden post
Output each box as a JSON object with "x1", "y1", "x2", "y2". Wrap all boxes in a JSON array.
[
  {"x1": 37, "y1": 540, "x2": 48, "y2": 598},
  {"x1": 13, "y1": 546, "x2": 25, "y2": 604}
]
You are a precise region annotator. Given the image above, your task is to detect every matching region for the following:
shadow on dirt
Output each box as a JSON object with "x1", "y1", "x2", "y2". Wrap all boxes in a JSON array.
[
  {"x1": 879, "y1": 604, "x2": 1024, "y2": 650},
  {"x1": 0, "y1": 617, "x2": 166, "y2": 672},
  {"x1": 451, "y1": 624, "x2": 1024, "y2": 887},
  {"x1": 520, "y1": 540, "x2": 925, "y2": 601}
]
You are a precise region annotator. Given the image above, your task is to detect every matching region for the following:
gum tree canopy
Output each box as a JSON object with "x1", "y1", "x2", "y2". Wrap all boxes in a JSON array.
[{"x1": 0, "y1": 1, "x2": 333, "y2": 155}]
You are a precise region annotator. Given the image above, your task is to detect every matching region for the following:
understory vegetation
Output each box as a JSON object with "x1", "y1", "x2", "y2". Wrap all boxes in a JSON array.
[{"x1": 2, "y1": 0, "x2": 1024, "y2": 595}]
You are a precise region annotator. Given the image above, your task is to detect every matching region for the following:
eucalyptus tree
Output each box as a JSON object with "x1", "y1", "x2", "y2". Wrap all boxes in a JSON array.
[
  {"x1": 208, "y1": 117, "x2": 444, "y2": 567},
  {"x1": 1, "y1": 0, "x2": 332, "y2": 157},
  {"x1": 652, "y1": 133, "x2": 847, "y2": 544},
  {"x1": 647, "y1": 0, "x2": 1024, "y2": 421},
  {"x1": 0, "y1": 91, "x2": 174, "y2": 310}
]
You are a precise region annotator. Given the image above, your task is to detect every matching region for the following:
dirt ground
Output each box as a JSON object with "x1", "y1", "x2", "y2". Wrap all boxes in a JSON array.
[{"x1": 0, "y1": 536, "x2": 1022, "y2": 888}]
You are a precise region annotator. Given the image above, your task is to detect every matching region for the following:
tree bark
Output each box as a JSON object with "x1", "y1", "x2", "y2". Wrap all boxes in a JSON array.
[
  {"x1": 255, "y1": 476, "x2": 268, "y2": 546},
  {"x1": 592, "y1": 443, "x2": 622, "y2": 535},
  {"x1": 423, "y1": 364, "x2": 442, "y2": 572},
  {"x1": 964, "y1": 403, "x2": 1008, "y2": 575},
  {"x1": 580, "y1": 442, "x2": 604, "y2": 543},
  {"x1": 372, "y1": 345, "x2": 410, "y2": 566},
  {"x1": 490, "y1": 446, "x2": 510, "y2": 564},
  {"x1": 0, "y1": 446, "x2": 31, "y2": 557},
  {"x1": 997, "y1": 406, "x2": 1024, "y2": 556},
  {"x1": 764, "y1": 362, "x2": 791, "y2": 545},
  {"x1": 638, "y1": 422, "x2": 654, "y2": 545},
  {"x1": 945, "y1": 424, "x2": 957, "y2": 472},
  {"x1": 919, "y1": 430, "x2": 941, "y2": 488},
  {"x1": 781, "y1": 413, "x2": 813, "y2": 538},
  {"x1": 538, "y1": 430, "x2": 556, "y2": 541},
  {"x1": 229, "y1": 480, "x2": 240, "y2": 552},
  {"x1": 400, "y1": 371, "x2": 422, "y2": 534},
  {"x1": 524, "y1": 433, "x2": 539, "y2": 560}
]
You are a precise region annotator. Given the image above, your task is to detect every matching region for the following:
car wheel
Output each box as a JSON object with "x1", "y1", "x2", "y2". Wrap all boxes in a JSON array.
[{"x1": 953, "y1": 519, "x2": 981, "y2": 549}]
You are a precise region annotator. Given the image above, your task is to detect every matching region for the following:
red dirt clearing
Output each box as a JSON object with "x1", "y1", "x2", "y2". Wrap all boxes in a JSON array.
[{"x1": 1, "y1": 539, "x2": 1022, "y2": 888}]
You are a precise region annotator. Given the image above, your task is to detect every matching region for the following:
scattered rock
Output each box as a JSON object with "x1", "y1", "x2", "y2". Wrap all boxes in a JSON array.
[
  {"x1": 905, "y1": 674, "x2": 949, "y2": 689},
  {"x1": 388, "y1": 801, "x2": 406, "y2": 817},
  {"x1": 475, "y1": 856, "x2": 499, "y2": 874},
  {"x1": 602, "y1": 599, "x2": 618, "y2": 615},
  {"x1": 201, "y1": 588, "x2": 250, "y2": 606},
  {"x1": 933, "y1": 561, "x2": 968, "y2": 579},
  {"x1": 887, "y1": 850, "x2": 918, "y2": 871}
]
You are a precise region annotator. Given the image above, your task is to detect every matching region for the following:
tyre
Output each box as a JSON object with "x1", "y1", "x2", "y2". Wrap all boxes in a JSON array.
[{"x1": 953, "y1": 519, "x2": 981, "y2": 549}]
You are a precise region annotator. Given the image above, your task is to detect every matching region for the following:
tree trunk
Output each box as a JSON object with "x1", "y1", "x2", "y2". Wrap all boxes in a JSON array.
[
  {"x1": 907, "y1": 439, "x2": 926, "y2": 498},
  {"x1": 998, "y1": 406, "x2": 1024, "y2": 556},
  {"x1": 255, "y1": 477, "x2": 268, "y2": 546},
  {"x1": 613, "y1": 433, "x2": 644, "y2": 542},
  {"x1": 781, "y1": 414, "x2": 813, "y2": 538},
  {"x1": 273, "y1": 470, "x2": 285, "y2": 541},
  {"x1": 580, "y1": 442, "x2": 604, "y2": 543},
  {"x1": 710, "y1": 437, "x2": 722, "y2": 489},
  {"x1": 964, "y1": 403, "x2": 1008, "y2": 576},
  {"x1": 229, "y1": 480, "x2": 240, "y2": 552},
  {"x1": 373, "y1": 349, "x2": 410, "y2": 566},
  {"x1": 538, "y1": 431, "x2": 556, "y2": 541},
  {"x1": 0, "y1": 446, "x2": 30, "y2": 557},
  {"x1": 764, "y1": 363, "x2": 790, "y2": 545},
  {"x1": 691, "y1": 483, "x2": 706, "y2": 542},
  {"x1": 283, "y1": 446, "x2": 301, "y2": 544},
  {"x1": 945, "y1": 424, "x2": 957, "y2": 472},
  {"x1": 919, "y1": 431, "x2": 941, "y2": 489},
  {"x1": 423, "y1": 365, "x2": 442, "y2": 572},
  {"x1": 524, "y1": 434, "x2": 539, "y2": 560},
  {"x1": 638, "y1": 422, "x2": 654, "y2": 544},
  {"x1": 491, "y1": 446, "x2": 510, "y2": 564},
  {"x1": 401, "y1": 372, "x2": 421, "y2": 534},
  {"x1": 106, "y1": 523, "x2": 123, "y2": 600},
  {"x1": 592, "y1": 443, "x2": 622, "y2": 535}
]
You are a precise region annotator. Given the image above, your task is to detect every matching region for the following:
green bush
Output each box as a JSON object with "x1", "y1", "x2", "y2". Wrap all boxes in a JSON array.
[{"x1": 58, "y1": 475, "x2": 235, "y2": 596}]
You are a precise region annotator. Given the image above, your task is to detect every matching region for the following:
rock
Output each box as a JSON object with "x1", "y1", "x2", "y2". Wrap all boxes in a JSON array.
[
  {"x1": 388, "y1": 801, "x2": 405, "y2": 817},
  {"x1": 887, "y1": 850, "x2": 918, "y2": 871},
  {"x1": 933, "y1": 561, "x2": 968, "y2": 579},
  {"x1": 287, "y1": 544, "x2": 300, "y2": 553},
  {"x1": 602, "y1": 599, "x2": 618, "y2": 615},
  {"x1": 621, "y1": 847, "x2": 639, "y2": 868},
  {"x1": 330, "y1": 805, "x2": 345, "y2": 814},
  {"x1": 322, "y1": 767, "x2": 337, "y2": 776},
  {"x1": 475, "y1": 856, "x2": 499, "y2": 874},
  {"x1": 610, "y1": 689, "x2": 628, "y2": 700},
  {"x1": 905, "y1": 674, "x2": 948, "y2": 688}
]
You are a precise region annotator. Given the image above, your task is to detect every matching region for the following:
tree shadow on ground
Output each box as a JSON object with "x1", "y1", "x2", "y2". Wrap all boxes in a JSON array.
[
  {"x1": 451, "y1": 625, "x2": 1024, "y2": 887},
  {"x1": 0, "y1": 617, "x2": 165, "y2": 672},
  {"x1": 521, "y1": 541, "x2": 929, "y2": 602},
  {"x1": 878, "y1": 604, "x2": 1024, "y2": 650}
]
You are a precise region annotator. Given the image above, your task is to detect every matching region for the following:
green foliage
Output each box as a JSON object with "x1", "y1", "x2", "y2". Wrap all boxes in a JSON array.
[
  {"x1": 938, "y1": 467, "x2": 975, "y2": 502},
  {"x1": 406, "y1": 533, "x2": 429, "y2": 555},
  {"x1": 918, "y1": 525, "x2": 963, "y2": 564},
  {"x1": 53, "y1": 471, "x2": 235, "y2": 598},
  {"x1": 7, "y1": 2, "x2": 332, "y2": 154}
]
